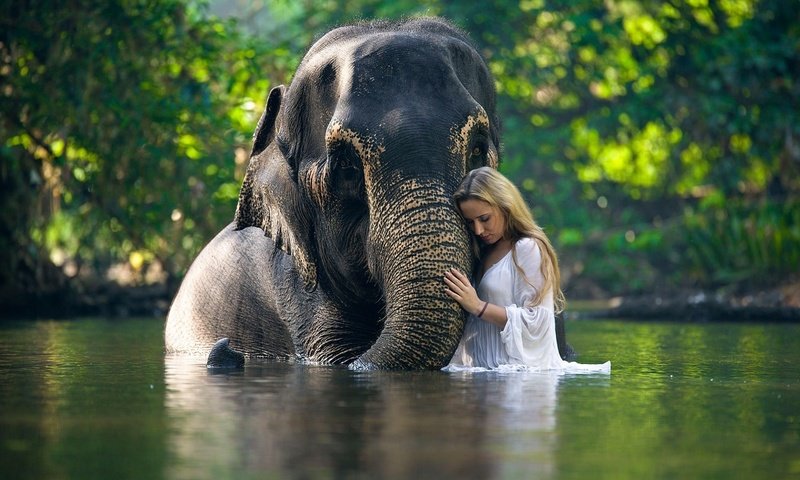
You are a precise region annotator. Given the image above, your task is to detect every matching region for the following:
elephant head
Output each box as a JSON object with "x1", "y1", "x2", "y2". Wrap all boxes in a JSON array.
[{"x1": 234, "y1": 18, "x2": 500, "y2": 369}]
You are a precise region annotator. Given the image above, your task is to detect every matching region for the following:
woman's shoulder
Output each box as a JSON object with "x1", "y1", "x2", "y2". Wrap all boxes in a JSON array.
[
  {"x1": 514, "y1": 236, "x2": 541, "y2": 256},
  {"x1": 513, "y1": 236, "x2": 543, "y2": 270}
]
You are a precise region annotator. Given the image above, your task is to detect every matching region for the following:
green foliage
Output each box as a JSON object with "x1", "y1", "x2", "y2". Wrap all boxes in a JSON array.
[
  {"x1": 467, "y1": 0, "x2": 800, "y2": 200},
  {"x1": 681, "y1": 198, "x2": 800, "y2": 286},
  {"x1": 1, "y1": 0, "x2": 296, "y2": 287}
]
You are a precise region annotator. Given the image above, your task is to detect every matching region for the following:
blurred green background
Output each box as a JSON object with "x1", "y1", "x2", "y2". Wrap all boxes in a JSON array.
[{"x1": 1, "y1": 0, "x2": 798, "y2": 314}]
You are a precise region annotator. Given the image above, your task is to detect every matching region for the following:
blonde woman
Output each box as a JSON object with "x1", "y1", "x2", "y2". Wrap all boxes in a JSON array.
[{"x1": 444, "y1": 167, "x2": 610, "y2": 372}]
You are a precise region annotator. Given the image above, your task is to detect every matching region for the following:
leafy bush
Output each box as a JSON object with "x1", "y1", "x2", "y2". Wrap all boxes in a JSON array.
[{"x1": 681, "y1": 198, "x2": 800, "y2": 287}]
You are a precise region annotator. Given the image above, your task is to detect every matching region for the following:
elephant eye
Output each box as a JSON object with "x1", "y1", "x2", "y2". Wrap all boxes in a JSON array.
[
  {"x1": 328, "y1": 142, "x2": 362, "y2": 172},
  {"x1": 327, "y1": 142, "x2": 365, "y2": 200},
  {"x1": 467, "y1": 135, "x2": 489, "y2": 170},
  {"x1": 338, "y1": 156, "x2": 354, "y2": 169}
]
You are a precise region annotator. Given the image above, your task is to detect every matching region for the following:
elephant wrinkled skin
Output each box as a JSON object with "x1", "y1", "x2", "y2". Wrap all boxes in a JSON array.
[{"x1": 165, "y1": 18, "x2": 502, "y2": 370}]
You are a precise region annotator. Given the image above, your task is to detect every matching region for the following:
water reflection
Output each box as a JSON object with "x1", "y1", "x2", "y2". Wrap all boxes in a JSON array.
[
  {"x1": 164, "y1": 356, "x2": 568, "y2": 478},
  {"x1": 3, "y1": 319, "x2": 798, "y2": 479},
  {"x1": 0, "y1": 319, "x2": 168, "y2": 480}
]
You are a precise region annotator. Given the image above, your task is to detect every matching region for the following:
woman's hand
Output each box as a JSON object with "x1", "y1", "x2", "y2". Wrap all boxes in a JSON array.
[{"x1": 444, "y1": 268, "x2": 483, "y2": 315}]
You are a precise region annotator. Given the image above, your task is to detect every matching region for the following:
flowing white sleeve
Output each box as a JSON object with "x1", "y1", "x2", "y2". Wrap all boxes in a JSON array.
[{"x1": 499, "y1": 238, "x2": 564, "y2": 369}]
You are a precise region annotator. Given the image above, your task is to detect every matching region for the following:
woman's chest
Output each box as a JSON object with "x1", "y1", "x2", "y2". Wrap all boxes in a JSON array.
[{"x1": 477, "y1": 260, "x2": 515, "y2": 303}]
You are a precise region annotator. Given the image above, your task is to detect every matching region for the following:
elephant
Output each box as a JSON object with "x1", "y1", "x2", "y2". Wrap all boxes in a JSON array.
[{"x1": 165, "y1": 17, "x2": 570, "y2": 370}]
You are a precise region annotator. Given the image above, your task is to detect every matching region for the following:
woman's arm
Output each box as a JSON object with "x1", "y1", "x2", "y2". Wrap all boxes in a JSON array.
[
  {"x1": 512, "y1": 237, "x2": 551, "y2": 309},
  {"x1": 443, "y1": 268, "x2": 509, "y2": 328},
  {"x1": 443, "y1": 238, "x2": 553, "y2": 327}
]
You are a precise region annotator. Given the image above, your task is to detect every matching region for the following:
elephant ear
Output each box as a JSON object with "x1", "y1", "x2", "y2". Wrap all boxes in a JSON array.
[
  {"x1": 234, "y1": 85, "x2": 318, "y2": 290},
  {"x1": 251, "y1": 85, "x2": 284, "y2": 157}
]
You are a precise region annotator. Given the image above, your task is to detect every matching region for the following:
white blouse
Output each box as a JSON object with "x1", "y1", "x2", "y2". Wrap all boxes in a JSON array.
[{"x1": 445, "y1": 237, "x2": 611, "y2": 373}]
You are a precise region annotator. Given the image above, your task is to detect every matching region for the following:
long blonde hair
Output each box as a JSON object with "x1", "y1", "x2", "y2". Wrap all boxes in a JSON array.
[{"x1": 454, "y1": 167, "x2": 566, "y2": 313}]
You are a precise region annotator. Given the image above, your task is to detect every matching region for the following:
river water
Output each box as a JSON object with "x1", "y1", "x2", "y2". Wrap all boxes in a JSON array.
[{"x1": 0, "y1": 317, "x2": 798, "y2": 479}]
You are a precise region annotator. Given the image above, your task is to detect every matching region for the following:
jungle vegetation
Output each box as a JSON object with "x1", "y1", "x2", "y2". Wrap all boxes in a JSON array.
[{"x1": 1, "y1": 0, "x2": 798, "y2": 311}]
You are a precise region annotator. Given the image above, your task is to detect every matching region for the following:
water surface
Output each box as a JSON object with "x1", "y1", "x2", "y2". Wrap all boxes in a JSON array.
[{"x1": 1, "y1": 317, "x2": 798, "y2": 479}]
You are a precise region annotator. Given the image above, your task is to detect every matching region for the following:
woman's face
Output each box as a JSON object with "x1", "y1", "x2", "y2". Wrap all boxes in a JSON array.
[{"x1": 458, "y1": 198, "x2": 507, "y2": 245}]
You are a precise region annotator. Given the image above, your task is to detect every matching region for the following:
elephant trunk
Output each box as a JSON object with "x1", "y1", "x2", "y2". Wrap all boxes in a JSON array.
[{"x1": 351, "y1": 177, "x2": 472, "y2": 370}]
